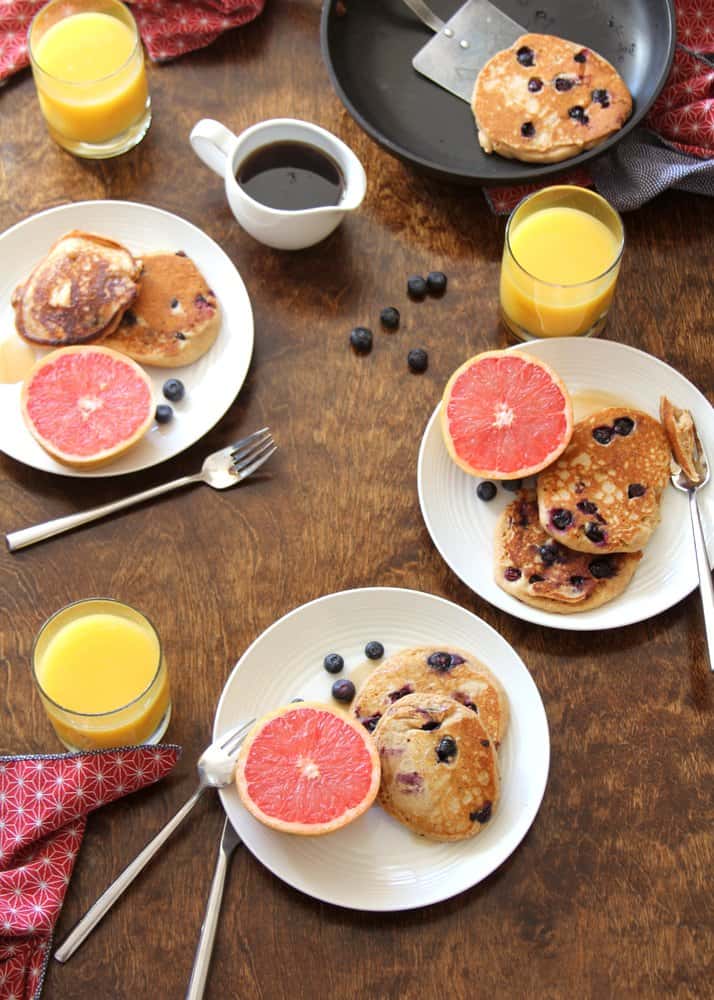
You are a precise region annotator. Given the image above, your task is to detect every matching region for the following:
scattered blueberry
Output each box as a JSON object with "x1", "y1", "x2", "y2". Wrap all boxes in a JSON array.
[
  {"x1": 589, "y1": 556, "x2": 616, "y2": 579},
  {"x1": 380, "y1": 306, "x2": 400, "y2": 330},
  {"x1": 407, "y1": 348, "x2": 429, "y2": 373},
  {"x1": 470, "y1": 802, "x2": 492, "y2": 824},
  {"x1": 577, "y1": 499, "x2": 598, "y2": 515},
  {"x1": 554, "y1": 77, "x2": 575, "y2": 92},
  {"x1": 573, "y1": 49, "x2": 588, "y2": 63},
  {"x1": 539, "y1": 544, "x2": 558, "y2": 565},
  {"x1": 426, "y1": 271, "x2": 447, "y2": 295},
  {"x1": 155, "y1": 404, "x2": 173, "y2": 424},
  {"x1": 323, "y1": 653, "x2": 344, "y2": 674},
  {"x1": 528, "y1": 77, "x2": 543, "y2": 92},
  {"x1": 502, "y1": 478, "x2": 523, "y2": 492},
  {"x1": 516, "y1": 45, "x2": 535, "y2": 67},
  {"x1": 521, "y1": 122, "x2": 536, "y2": 138},
  {"x1": 529, "y1": 574, "x2": 545, "y2": 583},
  {"x1": 592, "y1": 425, "x2": 613, "y2": 445},
  {"x1": 331, "y1": 679, "x2": 356, "y2": 703},
  {"x1": 477, "y1": 481, "x2": 497, "y2": 502},
  {"x1": 551, "y1": 508, "x2": 573, "y2": 531},
  {"x1": 613, "y1": 416, "x2": 635, "y2": 436},
  {"x1": 504, "y1": 567, "x2": 522, "y2": 582},
  {"x1": 365, "y1": 641, "x2": 384, "y2": 660},
  {"x1": 162, "y1": 378, "x2": 185, "y2": 402},
  {"x1": 584, "y1": 522, "x2": 606, "y2": 543},
  {"x1": 350, "y1": 326, "x2": 373, "y2": 354},
  {"x1": 436, "y1": 736, "x2": 457, "y2": 763},
  {"x1": 407, "y1": 275, "x2": 428, "y2": 300},
  {"x1": 628, "y1": 483, "x2": 646, "y2": 499},
  {"x1": 592, "y1": 88, "x2": 610, "y2": 106}
]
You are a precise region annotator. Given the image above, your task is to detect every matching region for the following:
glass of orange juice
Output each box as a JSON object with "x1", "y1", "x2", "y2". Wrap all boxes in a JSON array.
[
  {"x1": 28, "y1": 0, "x2": 151, "y2": 158},
  {"x1": 32, "y1": 598, "x2": 171, "y2": 751},
  {"x1": 499, "y1": 185, "x2": 624, "y2": 341}
]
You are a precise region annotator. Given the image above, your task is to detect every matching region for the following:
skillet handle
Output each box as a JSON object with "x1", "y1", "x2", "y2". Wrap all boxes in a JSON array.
[{"x1": 399, "y1": 0, "x2": 447, "y2": 35}]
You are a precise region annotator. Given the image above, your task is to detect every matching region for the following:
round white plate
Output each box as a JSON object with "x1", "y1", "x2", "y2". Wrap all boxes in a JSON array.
[
  {"x1": 418, "y1": 338, "x2": 714, "y2": 631},
  {"x1": 214, "y1": 587, "x2": 549, "y2": 911},
  {"x1": 0, "y1": 201, "x2": 253, "y2": 477}
]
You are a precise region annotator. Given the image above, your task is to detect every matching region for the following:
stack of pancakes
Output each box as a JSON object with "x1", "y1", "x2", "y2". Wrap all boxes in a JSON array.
[
  {"x1": 495, "y1": 407, "x2": 672, "y2": 613},
  {"x1": 12, "y1": 231, "x2": 220, "y2": 367},
  {"x1": 352, "y1": 646, "x2": 509, "y2": 842}
]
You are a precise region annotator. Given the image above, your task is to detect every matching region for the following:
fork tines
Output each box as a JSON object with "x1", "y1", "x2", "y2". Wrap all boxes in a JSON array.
[{"x1": 231, "y1": 428, "x2": 275, "y2": 479}]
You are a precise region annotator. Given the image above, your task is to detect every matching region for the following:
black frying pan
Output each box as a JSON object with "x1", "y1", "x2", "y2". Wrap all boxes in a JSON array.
[{"x1": 321, "y1": 0, "x2": 676, "y2": 184}]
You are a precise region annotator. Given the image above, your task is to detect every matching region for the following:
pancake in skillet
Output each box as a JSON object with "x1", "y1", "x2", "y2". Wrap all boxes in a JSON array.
[
  {"x1": 352, "y1": 646, "x2": 509, "y2": 747},
  {"x1": 537, "y1": 408, "x2": 671, "y2": 554},
  {"x1": 373, "y1": 693, "x2": 499, "y2": 842},
  {"x1": 496, "y1": 491, "x2": 642, "y2": 614},
  {"x1": 472, "y1": 33, "x2": 633, "y2": 164},
  {"x1": 102, "y1": 251, "x2": 221, "y2": 367},
  {"x1": 12, "y1": 231, "x2": 141, "y2": 346}
]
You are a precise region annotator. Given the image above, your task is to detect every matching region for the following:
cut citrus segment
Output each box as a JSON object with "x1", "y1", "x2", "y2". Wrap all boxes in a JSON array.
[
  {"x1": 236, "y1": 702, "x2": 381, "y2": 836},
  {"x1": 21, "y1": 345, "x2": 154, "y2": 468},
  {"x1": 441, "y1": 349, "x2": 573, "y2": 479}
]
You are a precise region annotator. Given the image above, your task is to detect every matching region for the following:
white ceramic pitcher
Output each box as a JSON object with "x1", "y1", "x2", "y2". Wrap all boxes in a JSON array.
[{"x1": 190, "y1": 118, "x2": 367, "y2": 250}]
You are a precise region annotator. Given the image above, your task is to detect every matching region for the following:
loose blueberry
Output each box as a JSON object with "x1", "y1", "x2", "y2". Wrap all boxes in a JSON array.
[
  {"x1": 407, "y1": 275, "x2": 428, "y2": 299},
  {"x1": 521, "y1": 122, "x2": 536, "y2": 138},
  {"x1": 539, "y1": 545, "x2": 558, "y2": 566},
  {"x1": 528, "y1": 77, "x2": 543, "y2": 92},
  {"x1": 155, "y1": 404, "x2": 173, "y2": 424},
  {"x1": 436, "y1": 736, "x2": 457, "y2": 763},
  {"x1": 551, "y1": 508, "x2": 573, "y2": 531},
  {"x1": 529, "y1": 574, "x2": 545, "y2": 583},
  {"x1": 426, "y1": 271, "x2": 447, "y2": 295},
  {"x1": 365, "y1": 641, "x2": 384, "y2": 660},
  {"x1": 504, "y1": 567, "x2": 522, "y2": 582},
  {"x1": 331, "y1": 679, "x2": 356, "y2": 703},
  {"x1": 584, "y1": 522, "x2": 605, "y2": 543},
  {"x1": 350, "y1": 326, "x2": 373, "y2": 354},
  {"x1": 628, "y1": 483, "x2": 646, "y2": 499},
  {"x1": 570, "y1": 575, "x2": 585, "y2": 587},
  {"x1": 162, "y1": 378, "x2": 185, "y2": 402},
  {"x1": 323, "y1": 653, "x2": 344, "y2": 674},
  {"x1": 470, "y1": 802, "x2": 492, "y2": 824},
  {"x1": 593, "y1": 425, "x2": 613, "y2": 445},
  {"x1": 573, "y1": 49, "x2": 588, "y2": 62},
  {"x1": 502, "y1": 478, "x2": 523, "y2": 492},
  {"x1": 613, "y1": 416, "x2": 635, "y2": 436},
  {"x1": 555, "y1": 77, "x2": 575, "y2": 92},
  {"x1": 407, "y1": 348, "x2": 429, "y2": 373},
  {"x1": 577, "y1": 500, "x2": 598, "y2": 515},
  {"x1": 477, "y1": 481, "x2": 497, "y2": 502},
  {"x1": 589, "y1": 556, "x2": 616, "y2": 579},
  {"x1": 380, "y1": 306, "x2": 400, "y2": 330},
  {"x1": 516, "y1": 45, "x2": 535, "y2": 66}
]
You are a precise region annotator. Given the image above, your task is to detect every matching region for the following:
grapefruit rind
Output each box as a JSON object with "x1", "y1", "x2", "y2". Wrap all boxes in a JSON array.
[
  {"x1": 21, "y1": 345, "x2": 154, "y2": 469},
  {"x1": 235, "y1": 702, "x2": 381, "y2": 837},
  {"x1": 440, "y1": 349, "x2": 573, "y2": 479}
]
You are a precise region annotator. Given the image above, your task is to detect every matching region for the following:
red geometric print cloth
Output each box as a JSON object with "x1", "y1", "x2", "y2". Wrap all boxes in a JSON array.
[
  {"x1": 0, "y1": 0, "x2": 265, "y2": 81},
  {"x1": 0, "y1": 745, "x2": 180, "y2": 1000}
]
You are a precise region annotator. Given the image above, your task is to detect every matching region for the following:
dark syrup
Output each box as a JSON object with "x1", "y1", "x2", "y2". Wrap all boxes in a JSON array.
[{"x1": 236, "y1": 141, "x2": 344, "y2": 211}]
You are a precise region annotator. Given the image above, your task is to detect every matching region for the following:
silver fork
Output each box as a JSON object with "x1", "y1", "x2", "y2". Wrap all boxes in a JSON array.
[
  {"x1": 669, "y1": 426, "x2": 714, "y2": 673},
  {"x1": 6, "y1": 427, "x2": 276, "y2": 552},
  {"x1": 54, "y1": 716, "x2": 256, "y2": 963}
]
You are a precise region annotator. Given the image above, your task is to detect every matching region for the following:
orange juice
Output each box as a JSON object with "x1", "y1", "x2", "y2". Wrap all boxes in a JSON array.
[
  {"x1": 33, "y1": 600, "x2": 170, "y2": 750},
  {"x1": 29, "y1": 1, "x2": 150, "y2": 155},
  {"x1": 500, "y1": 187, "x2": 623, "y2": 340}
]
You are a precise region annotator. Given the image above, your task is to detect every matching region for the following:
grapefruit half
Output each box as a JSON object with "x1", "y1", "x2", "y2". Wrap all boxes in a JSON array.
[
  {"x1": 441, "y1": 349, "x2": 573, "y2": 479},
  {"x1": 21, "y1": 345, "x2": 154, "y2": 468},
  {"x1": 236, "y1": 702, "x2": 381, "y2": 836}
]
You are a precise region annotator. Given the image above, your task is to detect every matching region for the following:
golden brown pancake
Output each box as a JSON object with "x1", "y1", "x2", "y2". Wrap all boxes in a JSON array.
[
  {"x1": 102, "y1": 251, "x2": 221, "y2": 367},
  {"x1": 353, "y1": 646, "x2": 508, "y2": 747},
  {"x1": 374, "y1": 693, "x2": 499, "y2": 842},
  {"x1": 496, "y1": 491, "x2": 642, "y2": 614},
  {"x1": 12, "y1": 231, "x2": 141, "y2": 346},
  {"x1": 472, "y1": 33, "x2": 632, "y2": 163},
  {"x1": 660, "y1": 397, "x2": 702, "y2": 484},
  {"x1": 537, "y1": 408, "x2": 671, "y2": 554}
]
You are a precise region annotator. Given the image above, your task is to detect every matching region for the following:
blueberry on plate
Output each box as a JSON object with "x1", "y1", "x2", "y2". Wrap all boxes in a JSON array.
[
  {"x1": 350, "y1": 326, "x2": 373, "y2": 354},
  {"x1": 407, "y1": 275, "x2": 428, "y2": 300},
  {"x1": 162, "y1": 378, "x2": 185, "y2": 402},
  {"x1": 323, "y1": 653, "x2": 344, "y2": 674},
  {"x1": 331, "y1": 679, "x2": 356, "y2": 703},
  {"x1": 155, "y1": 404, "x2": 173, "y2": 424},
  {"x1": 476, "y1": 481, "x2": 497, "y2": 501},
  {"x1": 365, "y1": 641, "x2": 384, "y2": 660},
  {"x1": 502, "y1": 478, "x2": 523, "y2": 492},
  {"x1": 407, "y1": 348, "x2": 428, "y2": 373}
]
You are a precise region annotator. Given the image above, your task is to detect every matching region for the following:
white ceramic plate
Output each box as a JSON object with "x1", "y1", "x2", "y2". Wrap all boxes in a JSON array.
[
  {"x1": 215, "y1": 587, "x2": 549, "y2": 911},
  {"x1": 418, "y1": 338, "x2": 714, "y2": 631},
  {"x1": 0, "y1": 201, "x2": 253, "y2": 477}
]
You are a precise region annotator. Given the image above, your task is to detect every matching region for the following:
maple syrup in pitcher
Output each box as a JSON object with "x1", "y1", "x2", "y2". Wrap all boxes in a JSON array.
[{"x1": 236, "y1": 141, "x2": 344, "y2": 211}]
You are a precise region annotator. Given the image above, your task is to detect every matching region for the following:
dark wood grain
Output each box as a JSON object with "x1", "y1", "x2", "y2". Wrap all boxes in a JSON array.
[{"x1": 1, "y1": 2, "x2": 712, "y2": 997}]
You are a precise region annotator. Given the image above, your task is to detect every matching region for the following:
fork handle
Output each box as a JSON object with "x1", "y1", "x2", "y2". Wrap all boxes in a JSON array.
[
  {"x1": 54, "y1": 785, "x2": 206, "y2": 963},
  {"x1": 400, "y1": 0, "x2": 446, "y2": 34},
  {"x1": 6, "y1": 473, "x2": 202, "y2": 552},
  {"x1": 689, "y1": 490, "x2": 714, "y2": 672}
]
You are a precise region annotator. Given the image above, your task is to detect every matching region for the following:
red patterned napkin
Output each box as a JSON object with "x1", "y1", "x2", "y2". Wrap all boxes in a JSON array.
[
  {"x1": 0, "y1": 745, "x2": 180, "y2": 1000},
  {"x1": 0, "y1": 0, "x2": 266, "y2": 82}
]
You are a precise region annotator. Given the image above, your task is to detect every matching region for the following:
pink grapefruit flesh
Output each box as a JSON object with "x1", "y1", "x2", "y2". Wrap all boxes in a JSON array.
[
  {"x1": 441, "y1": 349, "x2": 573, "y2": 479},
  {"x1": 21, "y1": 345, "x2": 154, "y2": 468},
  {"x1": 236, "y1": 702, "x2": 381, "y2": 836}
]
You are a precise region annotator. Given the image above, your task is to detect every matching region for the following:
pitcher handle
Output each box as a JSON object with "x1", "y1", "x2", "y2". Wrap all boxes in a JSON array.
[{"x1": 190, "y1": 119, "x2": 237, "y2": 178}]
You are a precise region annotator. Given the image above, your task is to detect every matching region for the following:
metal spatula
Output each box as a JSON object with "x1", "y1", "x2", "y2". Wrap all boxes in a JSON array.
[{"x1": 403, "y1": 0, "x2": 525, "y2": 103}]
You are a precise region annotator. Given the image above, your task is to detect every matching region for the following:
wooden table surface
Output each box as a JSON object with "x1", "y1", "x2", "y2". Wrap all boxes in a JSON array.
[{"x1": 1, "y1": 2, "x2": 713, "y2": 997}]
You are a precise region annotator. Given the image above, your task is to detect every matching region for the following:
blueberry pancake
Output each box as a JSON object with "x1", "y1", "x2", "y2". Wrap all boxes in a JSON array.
[
  {"x1": 353, "y1": 646, "x2": 508, "y2": 747},
  {"x1": 660, "y1": 396, "x2": 702, "y2": 484},
  {"x1": 472, "y1": 33, "x2": 632, "y2": 164},
  {"x1": 537, "y1": 408, "x2": 671, "y2": 554},
  {"x1": 13, "y1": 231, "x2": 141, "y2": 347},
  {"x1": 374, "y1": 693, "x2": 499, "y2": 842},
  {"x1": 102, "y1": 251, "x2": 221, "y2": 367},
  {"x1": 496, "y1": 491, "x2": 642, "y2": 614}
]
